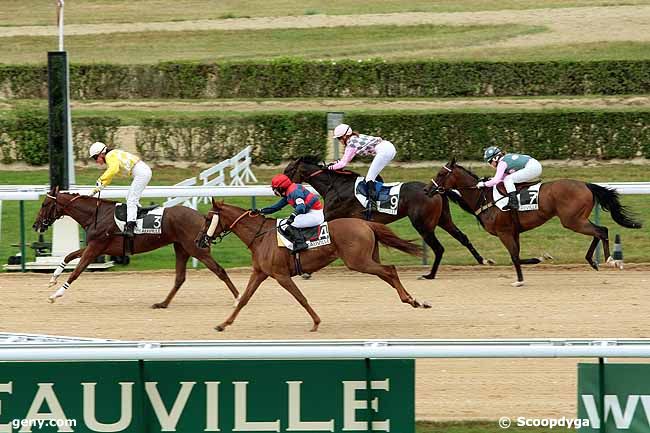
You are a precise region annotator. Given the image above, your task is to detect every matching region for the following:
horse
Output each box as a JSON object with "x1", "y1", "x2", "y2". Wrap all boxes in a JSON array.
[
  {"x1": 424, "y1": 158, "x2": 642, "y2": 286},
  {"x1": 283, "y1": 156, "x2": 492, "y2": 280},
  {"x1": 32, "y1": 189, "x2": 240, "y2": 306},
  {"x1": 195, "y1": 200, "x2": 431, "y2": 332}
]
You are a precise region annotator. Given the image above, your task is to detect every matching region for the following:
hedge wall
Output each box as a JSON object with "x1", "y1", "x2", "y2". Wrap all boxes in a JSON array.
[
  {"x1": 2, "y1": 59, "x2": 650, "y2": 99},
  {"x1": 135, "y1": 113, "x2": 326, "y2": 165},
  {"x1": 2, "y1": 110, "x2": 649, "y2": 165}
]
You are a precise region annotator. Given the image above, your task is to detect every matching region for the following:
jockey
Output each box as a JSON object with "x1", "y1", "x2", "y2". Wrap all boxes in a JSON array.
[
  {"x1": 327, "y1": 123, "x2": 397, "y2": 207},
  {"x1": 88, "y1": 142, "x2": 152, "y2": 237},
  {"x1": 476, "y1": 146, "x2": 542, "y2": 210},
  {"x1": 256, "y1": 174, "x2": 324, "y2": 253}
]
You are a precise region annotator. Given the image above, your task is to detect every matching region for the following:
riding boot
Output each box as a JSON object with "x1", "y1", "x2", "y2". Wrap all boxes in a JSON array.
[
  {"x1": 507, "y1": 192, "x2": 519, "y2": 211},
  {"x1": 285, "y1": 225, "x2": 308, "y2": 254},
  {"x1": 123, "y1": 221, "x2": 136, "y2": 238}
]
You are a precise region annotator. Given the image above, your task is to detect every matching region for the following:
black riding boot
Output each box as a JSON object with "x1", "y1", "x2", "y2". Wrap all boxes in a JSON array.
[
  {"x1": 285, "y1": 225, "x2": 308, "y2": 253},
  {"x1": 507, "y1": 192, "x2": 519, "y2": 211},
  {"x1": 124, "y1": 221, "x2": 136, "y2": 238}
]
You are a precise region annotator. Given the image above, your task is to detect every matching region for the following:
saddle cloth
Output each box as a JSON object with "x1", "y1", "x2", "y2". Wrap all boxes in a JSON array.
[
  {"x1": 113, "y1": 204, "x2": 165, "y2": 235},
  {"x1": 493, "y1": 183, "x2": 542, "y2": 212},
  {"x1": 354, "y1": 177, "x2": 402, "y2": 215},
  {"x1": 276, "y1": 219, "x2": 331, "y2": 251}
]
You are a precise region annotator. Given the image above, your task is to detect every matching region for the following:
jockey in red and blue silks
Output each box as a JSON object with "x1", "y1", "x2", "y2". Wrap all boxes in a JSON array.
[{"x1": 258, "y1": 174, "x2": 324, "y2": 228}]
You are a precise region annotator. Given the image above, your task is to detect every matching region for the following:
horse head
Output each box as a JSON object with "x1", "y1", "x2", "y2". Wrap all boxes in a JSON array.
[
  {"x1": 33, "y1": 186, "x2": 62, "y2": 232},
  {"x1": 196, "y1": 198, "x2": 225, "y2": 248},
  {"x1": 284, "y1": 156, "x2": 325, "y2": 183}
]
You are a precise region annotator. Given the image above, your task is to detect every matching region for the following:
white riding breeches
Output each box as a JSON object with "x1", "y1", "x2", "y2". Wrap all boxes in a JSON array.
[
  {"x1": 504, "y1": 159, "x2": 542, "y2": 193},
  {"x1": 291, "y1": 209, "x2": 325, "y2": 228},
  {"x1": 127, "y1": 161, "x2": 152, "y2": 222},
  {"x1": 366, "y1": 140, "x2": 396, "y2": 182}
]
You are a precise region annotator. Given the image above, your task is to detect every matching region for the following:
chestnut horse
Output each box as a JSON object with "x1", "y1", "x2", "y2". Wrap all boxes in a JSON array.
[
  {"x1": 32, "y1": 189, "x2": 239, "y2": 306},
  {"x1": 284, "y1": 156, "x2": 491, "y2": 280},
  {"x1": 425, "y1": 159, "x2": 642, "y2": 286},
  {"x1": 196, "y1": 200, "x2": 430, "y2": 332}
]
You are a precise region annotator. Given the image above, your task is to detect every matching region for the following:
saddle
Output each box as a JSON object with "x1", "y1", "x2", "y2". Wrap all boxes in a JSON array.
[
  {"x1": 353, "y1": 177, "x2": 402, "y2": 216},
  {"x1": 276, "y1": 219, "x2": 331, "y2": 252},
  {"x1": 495, "y1": 180, "x2": 541, "y2": 196},
  {"x1": 113, "y1": 204, "x2": 165, "y2": 235},
  {"x1": 114, "y1": 204, "x2": 160, "y2": 222}
]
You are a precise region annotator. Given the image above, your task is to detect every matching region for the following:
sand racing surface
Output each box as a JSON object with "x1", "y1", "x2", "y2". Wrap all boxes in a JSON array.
[{"x1": 2, "y1": 264, "x2": 649, "y2": 420}]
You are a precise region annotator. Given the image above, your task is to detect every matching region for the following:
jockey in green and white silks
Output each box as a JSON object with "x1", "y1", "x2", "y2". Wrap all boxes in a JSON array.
[{"x1": 476, "y1": 146, "x2": 542, "y2": 210}]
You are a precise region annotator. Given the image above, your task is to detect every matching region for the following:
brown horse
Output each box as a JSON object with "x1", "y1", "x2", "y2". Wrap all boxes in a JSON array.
[
  {"x1": 284, "y1": 156, "x2": 492, "y2": 279},
  {"x1": 32, "y1": 189, "x2": 239, "y2": 306},
  {"x1": 424, "y1": 159, "x2": 642, "y2": 286},
  {"x1": 196, "y1": 200, "x2": 430, "y2": 332}
]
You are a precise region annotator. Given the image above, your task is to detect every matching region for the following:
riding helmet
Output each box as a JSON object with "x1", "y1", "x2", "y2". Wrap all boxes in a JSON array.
[
  {"x1": 483, "y1": 146, "x2": 503, "y2": 163},
  {"x1": 271, "y1": 174, "x2": 292, "y2": 191}
]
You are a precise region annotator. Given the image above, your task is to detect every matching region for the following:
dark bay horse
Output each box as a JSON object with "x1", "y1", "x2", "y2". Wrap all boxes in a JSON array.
[
  {"x1": 284, "y1": 156, "x2": 491, "y2": 280},
  {"x1": 425, "y1": 159, "x2": 642, "y2": 286},
  {"x1": 32, "y1": 190, "x2": 239, "y2": 306},
  {"x1": 196, "y1": 200, "x2": 430, "y2": 332}
]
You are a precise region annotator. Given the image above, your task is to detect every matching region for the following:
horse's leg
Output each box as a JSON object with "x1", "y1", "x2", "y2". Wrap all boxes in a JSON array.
[
  {"x1": 496, "y1": 230, "x2": 524, "y2": 287},
  {"x1": 192, "y1": 248, "x2": 240, "y2": 302},
  {"x1": 417, "y1": 229, "x2": 444, "y2": 280},
  {"x1": 560, "y1": 217, "x2": 610, "y2": 270},
  {"x1": 153, "y1": 243, "x2": 189, "y2": 309},
  {"x1": 215, "y1": 271, "x2": 268, "y2": 332},
  {"x1": 271, "y1": 275, "x2": 322, "y2": 332},
  {"x1": 438, "y1": 201, "x2": 490, "y2": 265},
  {"x1": 48, "y1": 248, "x2": 84, "y2": 287},
  {"x1": 48, "y1": 243, "x2": 103, "y2": 303},
  {"x1": 407, "y1": 214, "x2": 444, "y2": 280},
  {"x1": 342, "y1": 253, "x2": 430, "y2": 308}
]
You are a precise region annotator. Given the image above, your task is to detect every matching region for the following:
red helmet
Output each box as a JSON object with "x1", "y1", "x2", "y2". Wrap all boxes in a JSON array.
[{"x1": 271, "y1": 174, "x2": 292, "y2": 191}]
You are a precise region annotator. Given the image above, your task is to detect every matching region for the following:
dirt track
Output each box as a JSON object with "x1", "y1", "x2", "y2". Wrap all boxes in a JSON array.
[{"x1": 2, "y1": 264, "x2": 649, "y2": 420}]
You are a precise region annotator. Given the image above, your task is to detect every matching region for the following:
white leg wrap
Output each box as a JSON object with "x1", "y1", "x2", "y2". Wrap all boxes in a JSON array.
[
  {"x1": 53, "y1": 261, "x2": 66, "y2": 278},
  {"x1": 48, "y1": 282, "x2": 70, "y2": 303}
]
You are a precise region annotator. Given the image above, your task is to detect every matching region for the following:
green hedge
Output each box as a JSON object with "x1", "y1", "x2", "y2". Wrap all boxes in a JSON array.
[
  {"x1": 135, "y1": 113, "x2": 326, "y2": 165},
  {"x1": 0, "y1": 110, "x2": 121, "y2": 165},
  {"x1": 2, "y1": 110, "x2": 650, "y2": 165},
  {"x1": 2, "y1": 60, "x2": 650, "y2": 99}
]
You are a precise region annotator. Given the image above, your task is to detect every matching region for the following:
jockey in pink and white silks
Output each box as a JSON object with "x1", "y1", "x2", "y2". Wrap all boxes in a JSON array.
[
  {"x1": 327, "y1": 123, "x2": 397, "y2": 208},
  {"x1": 476, "y1": 146, "x2": 542, "y2": 210}
]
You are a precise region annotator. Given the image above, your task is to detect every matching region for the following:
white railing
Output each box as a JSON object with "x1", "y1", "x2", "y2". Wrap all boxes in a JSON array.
[{"x1": 0, "y1": 338, "x2": 648, "y2": 361}]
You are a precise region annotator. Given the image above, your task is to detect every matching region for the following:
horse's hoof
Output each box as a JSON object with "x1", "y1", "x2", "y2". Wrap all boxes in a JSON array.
[
  {"x1": 418, "y1": 274, "x2": 435, "y2": 280},
  {"x1": 215, "y1": 325, "x2": 226, "y2": 332},
  {"x1": 47, "y1": 280, "x2": 57, "y2": 288},
  {"x1": 151, "y1": 303, "x2": 168, "y2": 309},
  {"x1": 483, "y1": 258, "x2": 496, "y2": 265},
  {"x1": 422, "y1": 301, "x2": 432, "y2": 308},
  {"x1": 542, "y1": 252, "x2": 554, "y2": 261},
  {"x1": 511, "y1": 281, "x2": 525, "y2": 287},
  {"x1": 310, "y1": 325, "x2": 319, "y2": 332},
  {"x1": 301, "y1": 273, "x2": 312, "y2": 280},
  {"x1": 47, "y1": 297, "x2": 55, "y2": 304}
]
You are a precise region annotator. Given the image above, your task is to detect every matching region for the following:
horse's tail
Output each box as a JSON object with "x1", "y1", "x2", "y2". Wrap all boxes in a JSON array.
[
  {"x1": 586, "y1": 183, "x2": 642, "y2": 229},
  {"x1": 367, "y1": 222, "x2": 423, "y2": 257}
]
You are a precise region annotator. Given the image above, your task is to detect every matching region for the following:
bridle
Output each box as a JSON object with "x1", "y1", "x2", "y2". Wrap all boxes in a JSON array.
[
  {"x1": 43, "y1": 192, "x2": 102, "y2": 229},
  {"x1": 202, "y1": 209, "x2": 269, "y2": 248}
]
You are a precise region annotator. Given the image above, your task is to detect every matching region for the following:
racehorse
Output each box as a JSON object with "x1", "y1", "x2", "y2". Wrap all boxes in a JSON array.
[
  {"x1": 424, "y1": 158, "x2": 642, "y2": 286},
  {"x1": 32, "y1": 189, "x2": 239, "y2": 306},
  {"x1": 196, "y1": 200, "x2": 430, "y2": 332},
  {"x1": 284, "y1": 156, "x2": 492, "y2": 280}
]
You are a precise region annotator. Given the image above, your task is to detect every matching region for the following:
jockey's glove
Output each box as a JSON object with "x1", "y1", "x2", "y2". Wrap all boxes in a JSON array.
[
  {"x1": 476, "y1": 181, "x2": 485, "y2": 188},
  {"x1": 89, "y1": 187, "x2": 101, "y2": 196},
  {"x1": 250, "y1": 208, "x2": 260, "y2": 215},
  {"x1": 326, "y1": 160, "x2": 339, "y2": 170}
]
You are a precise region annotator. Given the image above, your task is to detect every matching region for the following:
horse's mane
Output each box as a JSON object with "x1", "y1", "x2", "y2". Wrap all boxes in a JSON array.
[
  {"x1": 444, "y1": 163, "x2": 485, "y2": 227},
  {"x1": 56, "y1": 191, "x2": 119, "y2": 206},
  {"x1": 297, "y1": 155, "x2": 361, "y2": 178}
]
